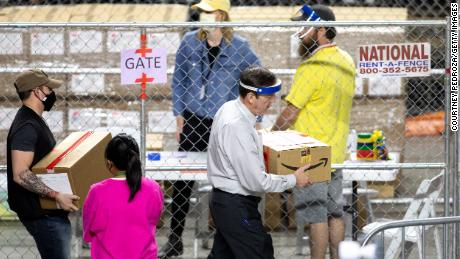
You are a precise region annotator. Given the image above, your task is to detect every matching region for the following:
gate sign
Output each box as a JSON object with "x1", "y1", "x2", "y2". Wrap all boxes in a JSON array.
[
  {"x1": 120, "y1": 48, "x2": 167, "y2": 85},
  {"x1": 357, "y1": 42, "x2": 431, "y2": 78}
]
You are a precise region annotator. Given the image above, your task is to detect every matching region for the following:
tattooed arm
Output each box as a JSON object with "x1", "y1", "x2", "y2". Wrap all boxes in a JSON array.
[
  {"x1": 18, "y1": 169, "x2": 59, "y2": 197},
  {"x1": 12, "y1": 150, "x2": 55, "y2": 197},
  {"x1": 12, "y1": 150, "x2": 79, "y2": 212}
]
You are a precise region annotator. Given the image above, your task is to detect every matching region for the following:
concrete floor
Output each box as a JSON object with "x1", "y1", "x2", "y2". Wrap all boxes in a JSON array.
[
  {"x1": 0, "y1": 215, "x2": 443, "y2": 259},
  {"x1": 0, "y1": 136, "x2": 450, "y2": 259}
]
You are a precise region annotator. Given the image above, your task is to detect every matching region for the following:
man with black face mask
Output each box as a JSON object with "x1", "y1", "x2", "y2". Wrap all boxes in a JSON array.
[
  {"x1": 7, "y1": 69, "x2": 79, "y2": 259},
  {"x1": 272, "y1": 5, "x2": 355, "y2": 259}
]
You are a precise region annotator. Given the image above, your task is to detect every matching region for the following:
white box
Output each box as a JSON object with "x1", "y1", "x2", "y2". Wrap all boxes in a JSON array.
[
  {"x1": 107, "y1": 110, "x2": 139, "y2": 128},
  {"x1": 355, "y1": 77, "x2": 364, "y2": 96},
  {"x1": 71, "y1": 74, "x2": 104, "y2": 94},
  {"x1": 31, "y1": 32, "x2": 64, "y2": 55},
  {"x1": 368, "y1": 77, "x2": 401, "y2": 96},
  {"x1": 68, "y1": 108, "x2": 104, "y2": 130},
  {"x1": 43, "y1": 111, "x2": 64, "y2": 133},
  {"x1": 0, "y1": 107, "x2": 17, "y2": 130},
  {"x1": 107, "y1": 31, "x2": 140, "y2": 52},
  {"x1": 149, "y1": 32, "x2": 181, "y2": 55},
  {"x1": 69, "y1": 30, "x2": 103, "y2": 53},
  {"x1": 0, "y1": 33, "x2": 22, "y2": 55},
  {"x1": 148, "y1": 111, "x2": 175, "y2": 133}
]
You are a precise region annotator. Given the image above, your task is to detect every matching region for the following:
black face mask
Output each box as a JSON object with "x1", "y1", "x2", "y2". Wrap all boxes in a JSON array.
[{"x1": 41, "y1": 91, "x2": 56, "y2": 111}]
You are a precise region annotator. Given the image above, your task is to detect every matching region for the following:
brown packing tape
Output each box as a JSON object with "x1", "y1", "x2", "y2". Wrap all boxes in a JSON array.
[
  {"x1": 232, "y1": 6, "x2": 298, "y2": 21},
  {"x1": 33, "y1": 7, "x2": 54, "y2": 22},
  {"x1": 300, "y1": 147, "x2": 311, "y2": 164},
  {"x1": 70, "y1": 4, "x2": 96, "y2": 16},
  {"x1": 0, "y1": 5, "x2": 407, "y2": 23},
  {"x1": 26, "y1": 6, "x2": 50, "y2": 22},
  {"x1": 112, "y1": 4, "x2": 131, "y2": 16},
  {"x1": 108, "y1": 5, "x2": 132, "y2": 22},
  {"x1": 53, "y1": 12, "x2": 71, "y2": 23},
  {"x1": 126, "y1": 13, "x2": 154, "y2": 23},
  {"x1": 12, "y1": 9, "x2": 34, "y2": 22},
  {"x1": 231, "y1": 6, "x2": 407, "y2": 22},
  {"x1": 162, "y1": 4, "x2": 188, "y2": 22},
  {"x1": 68, "y1": 15, "x2": 88, "y2": 23},
  {"x1": 0, "y1": 6, "x2": 16, "y2": 22},
  {"x1": 331, "y1": 6, "x2": 407, "y2": 20}
]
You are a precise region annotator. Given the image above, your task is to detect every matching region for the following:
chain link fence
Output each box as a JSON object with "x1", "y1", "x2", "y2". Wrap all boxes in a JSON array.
[
  {"x1": 0, "y1": 0, "x2": 451, "y2": 24},
  {"x1": 0, "y1": 18, "x2": 451, "y2": 259}
]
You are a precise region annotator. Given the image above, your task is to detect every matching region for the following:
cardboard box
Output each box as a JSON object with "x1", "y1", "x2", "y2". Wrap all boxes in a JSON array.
[
  {"x1": 146, "y1": 133, "x2": 164, "y2": 151},
  {"x1": 368, "y1": 181, "x2": 400, "y2": 198},
  {"x1": 262, "y1": 130, "x2": 331, "y2": 183},
  {"x1": 32, "y1": 131, "x2": 112, "y2": 209},
  {"x1": 264, "y1": 192, "x2": 297, "y2": 231}
]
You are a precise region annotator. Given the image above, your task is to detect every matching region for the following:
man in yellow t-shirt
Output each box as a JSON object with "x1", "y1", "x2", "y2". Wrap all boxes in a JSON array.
[{"x1": 272, "y1": 4, "x2": 355, "y2": 259}]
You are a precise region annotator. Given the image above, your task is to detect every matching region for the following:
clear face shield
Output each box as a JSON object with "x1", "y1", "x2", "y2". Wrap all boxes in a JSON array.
[
  {"x1": 292, "y1": 5, "x2": 321, "y2": 39},
  {"x1": 240, "y1": 79, "x2": 282, "y2": 115},
  {"x1": 239, "y1": 78, "x2": 282, "y2": 95}
]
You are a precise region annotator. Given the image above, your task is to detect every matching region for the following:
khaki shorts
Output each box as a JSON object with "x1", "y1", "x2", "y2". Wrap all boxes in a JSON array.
[{"x1": 293, "y1": 170, "x2": 344, "y2": 224}]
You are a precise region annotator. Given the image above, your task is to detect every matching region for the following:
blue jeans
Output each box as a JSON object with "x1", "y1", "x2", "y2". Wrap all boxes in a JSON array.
[{"x1": 21, "y1": 215, "x2": 71, "y2": 259}]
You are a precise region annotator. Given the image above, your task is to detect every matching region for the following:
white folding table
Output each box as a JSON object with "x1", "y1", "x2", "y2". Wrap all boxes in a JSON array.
[
  {"x1": 342, "y1": 152, "x2": 401, "y2": 240},
  {"x1": 145, "y1": 151, "x2": 401, "y2": 241},
  {"x1": 145, "y1": 151, "x2": 208, "y2": 180}
]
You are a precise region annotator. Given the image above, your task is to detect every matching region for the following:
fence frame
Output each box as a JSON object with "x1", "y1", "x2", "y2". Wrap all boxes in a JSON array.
[
  {"x1": 361, "y1": 216, "x2": 460, "y2": 259},
  {"x1": 0, "y1": 19, "x2": 456, "y2": 258}
]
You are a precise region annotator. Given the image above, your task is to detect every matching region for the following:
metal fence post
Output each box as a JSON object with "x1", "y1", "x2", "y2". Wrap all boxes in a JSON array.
[
  {"x1": 140, "y1": 27, "x2": 147, "y2": 175},
  {"x1": 444, "y1": 15, "x2": 452, "y2": 259},
  {"x1": 0, "y1": 20, "x2": 452, "y2": 258},
  {"x1": 450, "y1": 10, "x2": 460, "y2": 257}
]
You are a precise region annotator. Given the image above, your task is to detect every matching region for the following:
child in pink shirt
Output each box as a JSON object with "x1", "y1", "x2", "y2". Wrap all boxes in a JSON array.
[{"x1": 83, "y1": 134, "x2": 163, "y2": 259}]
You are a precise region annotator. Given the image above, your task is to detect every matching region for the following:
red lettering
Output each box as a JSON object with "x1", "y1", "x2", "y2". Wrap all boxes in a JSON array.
[
  {"x1": 391, "y1": 46, "x2": 400, "y2": 60},
  {"x1": 360, "y1": 46, "x2": 369, "y2": 61},
  {"x1": 421, "y1": 43, "x2": 429, "y2": 59},
  {"x1": 377, "y1": 45, "x2": 386, "y2": 61},
  {"x1": 369, "y1": 47, "x2": 378, "y2": 61},
  {"x1": 412, "y1": 45, "x2": 420, "y2": 59},
  {"x1": 401, "y1": 45, "x2": 411, "y2": 60}
]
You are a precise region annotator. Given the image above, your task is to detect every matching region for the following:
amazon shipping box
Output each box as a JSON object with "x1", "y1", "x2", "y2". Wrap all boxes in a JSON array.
[
  {"x1": 32, "y1": 131, "x2": 112, "y2": 209},
  {"x1": 262, "y1": 130, "x2": 331, "y2": 183}
]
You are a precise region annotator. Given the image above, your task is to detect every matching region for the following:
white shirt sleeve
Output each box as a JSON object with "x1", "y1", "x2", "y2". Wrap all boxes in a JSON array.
[{"x1": 221, "y1": 123, "x2": 296, "y2": 193}]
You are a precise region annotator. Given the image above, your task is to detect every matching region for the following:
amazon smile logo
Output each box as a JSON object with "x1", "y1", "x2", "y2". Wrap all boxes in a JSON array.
[{"x1": 281, "y1": 158, "x2": 328, "y2": 172}]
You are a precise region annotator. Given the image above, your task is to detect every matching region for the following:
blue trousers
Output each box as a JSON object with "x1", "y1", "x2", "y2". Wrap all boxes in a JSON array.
[
  {"x1": 208, "y1": 189, "x2": 275, "y2": 259},
  {"x1": 21, "y1": 215, "x2": 71, "y2": 259}
]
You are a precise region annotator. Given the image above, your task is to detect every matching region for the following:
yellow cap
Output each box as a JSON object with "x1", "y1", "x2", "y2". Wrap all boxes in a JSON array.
[{"x1": 192, "y1": 0, "x2": 231, "y2": 13}]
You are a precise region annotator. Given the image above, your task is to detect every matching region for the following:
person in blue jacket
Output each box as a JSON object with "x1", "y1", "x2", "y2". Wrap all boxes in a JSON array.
[{"x1": 159, "y1": 0, "x2": 260, "y2": 257}]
